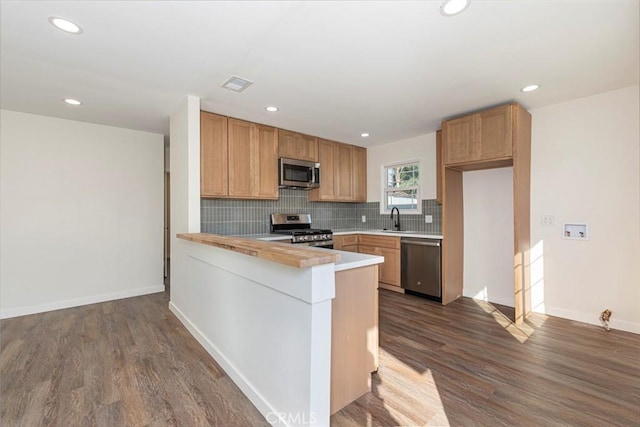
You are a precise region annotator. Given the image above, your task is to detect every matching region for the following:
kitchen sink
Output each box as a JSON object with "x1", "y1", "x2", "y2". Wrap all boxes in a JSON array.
[{"x1": 380, "y1": 229, "x2": 422, "y2": 234}]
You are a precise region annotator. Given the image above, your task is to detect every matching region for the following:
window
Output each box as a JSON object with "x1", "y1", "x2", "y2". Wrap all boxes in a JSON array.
[{"x1": 381, "y1": 161, "x2": 421, "y2": 214}]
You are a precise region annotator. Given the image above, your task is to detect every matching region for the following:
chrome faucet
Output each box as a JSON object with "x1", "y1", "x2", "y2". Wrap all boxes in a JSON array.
[{"x1": 390, "y1": 207, "x2": 401, "y2": 231}]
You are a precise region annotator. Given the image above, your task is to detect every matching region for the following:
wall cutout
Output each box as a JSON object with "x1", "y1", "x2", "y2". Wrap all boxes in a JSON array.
[{"x1": 562, "y1": 223, "x2": 589, "y2": 240}]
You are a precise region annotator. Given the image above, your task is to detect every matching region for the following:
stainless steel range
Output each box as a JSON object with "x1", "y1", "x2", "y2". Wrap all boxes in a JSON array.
[{"x1": 270, "y1": 213, "x2": 333, "y2": 248}]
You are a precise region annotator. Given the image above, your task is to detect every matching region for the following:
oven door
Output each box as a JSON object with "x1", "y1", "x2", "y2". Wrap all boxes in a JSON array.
[{"x1": 279, "y1": 158, "x2": 320, "y2": 189}]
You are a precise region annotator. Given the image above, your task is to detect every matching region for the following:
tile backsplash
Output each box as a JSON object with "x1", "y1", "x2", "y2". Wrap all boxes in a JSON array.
[{"x1": 201, "y1": 189, "x2": 442, "y2": 235}]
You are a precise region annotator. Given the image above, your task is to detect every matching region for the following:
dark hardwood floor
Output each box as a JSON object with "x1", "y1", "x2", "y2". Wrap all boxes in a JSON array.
[{"x1": 2, "y1": 290, "x2": 638, "y2": 426}]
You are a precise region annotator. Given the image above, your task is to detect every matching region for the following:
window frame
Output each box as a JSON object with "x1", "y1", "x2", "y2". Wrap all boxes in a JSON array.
[{"x1": 380, "y1": 159, "x2": 422, "y2": 214}]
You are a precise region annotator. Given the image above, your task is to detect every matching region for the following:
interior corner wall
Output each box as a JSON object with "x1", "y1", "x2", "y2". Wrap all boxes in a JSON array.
[
  {"x1": 529, "y1": 85, "x2": 640, "y2": 333},
  {"x1": 0, "y1": 110, "x2": 165, "y2": 318},
  {"x1": 366, "y1": 132, "x2": 437, "y2": 203}
]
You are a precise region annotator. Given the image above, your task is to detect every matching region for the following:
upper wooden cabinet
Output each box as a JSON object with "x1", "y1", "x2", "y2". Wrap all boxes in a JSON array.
[
  {"x1": 351, "y1": 146, "x2": 367, "y2": 203},
  {"x1": 309, "y1": 139, "x2": 366, "y2": 202},
  {"x1": 278, "y1": 130, "x2": 319, "y2": 162},
  {"x1": 201, "y1": 112, "x2": 228, "y2": 198},
  {"x1": 443, "y1": 103, "x2": 517, "y2": 168},
  {"x1": 436, "y1": 129, "x2": 443, "y2": 205},
  {"x1": 201, "y1": 113, "x2": 279, "y2": 200}
]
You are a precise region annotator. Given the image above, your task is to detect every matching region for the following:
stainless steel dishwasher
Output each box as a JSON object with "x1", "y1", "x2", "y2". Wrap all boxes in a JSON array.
[{"x1": 401, "y1": 238, "x2": 442, "y2": 301}]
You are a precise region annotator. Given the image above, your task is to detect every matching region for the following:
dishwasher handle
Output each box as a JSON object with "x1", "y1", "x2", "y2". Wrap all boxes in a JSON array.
[{"x1": 401, "y1": 239, "x2": 440, "y2": 247}]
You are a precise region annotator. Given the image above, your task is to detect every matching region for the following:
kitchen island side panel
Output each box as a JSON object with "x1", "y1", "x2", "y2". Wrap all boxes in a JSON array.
[{"x1": 169, "y1": 239, "x2": 334, "y2": 427}]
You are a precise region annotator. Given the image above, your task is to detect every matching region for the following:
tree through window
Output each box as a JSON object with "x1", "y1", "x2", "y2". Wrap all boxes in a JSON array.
[{"x1": 382, "y1": 161, "x2": 420, "y2": 213}]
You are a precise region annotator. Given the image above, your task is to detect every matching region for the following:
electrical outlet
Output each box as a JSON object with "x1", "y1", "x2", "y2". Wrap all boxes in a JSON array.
[
  {"x1": 361, "y1": 215, "x2": 366, "y2": 223},
  {"x1": 425, "y1": 215, "x2": 433, "y2": 223},
  {"x1": 541, "y1": 215, "x2": 554, "y2": 226}
]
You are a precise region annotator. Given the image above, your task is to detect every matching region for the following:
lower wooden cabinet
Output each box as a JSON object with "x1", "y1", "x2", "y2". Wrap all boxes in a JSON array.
[
  {"x1": 333, "y1": 235, "x2": 358, "y2": 251},
  {"x1": 341, "y1": 234, "x2": 401, "y2": 292}
]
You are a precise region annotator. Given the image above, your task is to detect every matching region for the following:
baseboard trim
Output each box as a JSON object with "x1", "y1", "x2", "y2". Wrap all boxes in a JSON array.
[
  {"x1": 0, "y1": 285, "x2": 165, "y2": 319},
  {"x1": 541, "y1": 305, "x2": 640, "y2": 334},
  {"x1": 168, "y1": 301, "x2": 279, "y2": 424}
]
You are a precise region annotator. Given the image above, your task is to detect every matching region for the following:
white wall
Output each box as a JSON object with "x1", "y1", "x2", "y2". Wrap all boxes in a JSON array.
[
  {"x1": 371, "y1": 85, "x2": 639, "y2": 332},
  {"x1": 529, "y1": 85, "x2": 640, "y2": 333},
  {"x1": 463, "y1": 168, "x2": 515, "y2": 307},
  {"x1": 366, "y1": 132, "x2": 437, "y2": 203},
  {"x1": 0, "y1": 110, "x2": 164, "y2": 318}
]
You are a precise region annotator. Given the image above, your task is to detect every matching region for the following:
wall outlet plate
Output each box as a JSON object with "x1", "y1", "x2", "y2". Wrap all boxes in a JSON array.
[
  {"x1": 425, "y1": 215, "x2": 433, "y2": 223},
  {"x1": 361, "y1": 215, "x2": 366, "y2": 223}
]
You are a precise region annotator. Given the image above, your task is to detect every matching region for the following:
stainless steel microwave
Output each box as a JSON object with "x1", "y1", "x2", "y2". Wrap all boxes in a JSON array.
[{"x1": 278, "y1": 158, "x2": 320, "y2": 189}]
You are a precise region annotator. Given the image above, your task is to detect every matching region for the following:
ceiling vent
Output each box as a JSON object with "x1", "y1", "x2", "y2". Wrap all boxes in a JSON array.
[{"x1": 221, "y1": 75, "x2": 253, "y2": 92}]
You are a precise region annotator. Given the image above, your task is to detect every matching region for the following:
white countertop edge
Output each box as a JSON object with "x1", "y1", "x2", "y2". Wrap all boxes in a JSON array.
[
  {"x1": 332, "y1": 229, "x2": 443, "y2": 239},
  {"x1": 333, "y1": 251, "x2": 384, "y2": 272},
  {"x1": 241, "y1": 230, "x2": 442, "y2": 240}
]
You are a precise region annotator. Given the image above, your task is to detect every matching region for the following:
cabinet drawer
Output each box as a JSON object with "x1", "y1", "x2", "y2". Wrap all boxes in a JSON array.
[
  {"x1": 339, "y1": 234, "x2": 359, "y2": 246},
  {"x1": 358, "y1": 235, "x2": 400, "y2": 249}
]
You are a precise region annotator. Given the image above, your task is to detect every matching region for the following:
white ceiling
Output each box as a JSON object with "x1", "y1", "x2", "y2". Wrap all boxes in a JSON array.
[{"x1": 1, "y1": 1, "x2": 638, "y2": 147}]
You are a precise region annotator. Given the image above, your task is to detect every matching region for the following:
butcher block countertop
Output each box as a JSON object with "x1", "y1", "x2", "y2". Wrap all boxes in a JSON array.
[{"x1": 177, "y1": 233, "x2": 340, "y2": 269}]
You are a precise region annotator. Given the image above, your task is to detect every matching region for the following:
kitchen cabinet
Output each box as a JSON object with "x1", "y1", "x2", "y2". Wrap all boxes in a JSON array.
[
  {"x1": 442, "y1": 103, "x2": 514, "y2": 168},
  {"x1": 436, "y1": 129, "x2": 443, "y2": 204},
  {"x1": 309, "y1": 139, "x2": 366, "y2": 203},
  {"x1": 440, "y1": 102, "x2": 531, "y2": 324},
  {"x1": 200, "y1": 112, "x2": 228, "y2": 198},
  {"x1": 228, "y1": 118, "x2": 279, "y2": 199},
  {"x1": 351, "y1": 145, "x2": 367, "y2": 202},
  {"x1": 201, "y1": 113, "x2": 278, "y2": 199},
  {"x1": 333, "y1": 235, "x2": 359, "y2": 252},
  {"x1": 278, "y1": 129, "x2": 319, "y2": 162},
  {"x1": 358, "y1": 235, "x2": 401, "y2": 292}
]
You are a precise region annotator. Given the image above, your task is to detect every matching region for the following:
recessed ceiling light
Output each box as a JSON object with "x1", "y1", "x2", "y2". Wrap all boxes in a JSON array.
[
  {"x1": 265, "y1": 106, "x2": 279, "y2": 112},
  {"x1": 440, "y1": 0, "x2": 471, "y2": 16},
  {"x1": 64, "y1": 98, "x2": 82, "y2": 106},
  {"x1": 361, "y1": 133, "x2": 370, "y2": 138},
  {"x1": 521, "y1": 84, "x2": 541, "y2": 92},
  {"x1": 221, "y1": 75, "x2": 253, "y2": 92},
  {"x1": 48, "y1": 16, "x2": 83, "y2": 34}
]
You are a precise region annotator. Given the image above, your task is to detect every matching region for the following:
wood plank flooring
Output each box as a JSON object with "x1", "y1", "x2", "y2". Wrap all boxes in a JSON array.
[
  {"x1": 0, "y1": 292, "x2": 267, "y2": 426},
  {"x1": 2, "y1": 290, "x2": 639, "y2": 426},
  {"x1": 333, "y1": 291, "x2": 640, "y2": 426}
]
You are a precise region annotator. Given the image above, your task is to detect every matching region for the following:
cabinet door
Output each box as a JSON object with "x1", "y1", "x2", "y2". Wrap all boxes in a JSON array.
[
  {"x1": 478, "y1": 104, "x2": 512, "y2": 160},
  {"x1": 443, "y1": 114, "x2": 480, "y2": 165},
  {"x1": 336, "y1": 143, "x2": 353, "y2": 200},
  {"x1": 253, "y1": 124, "x2": 279, "y2": 199},
  {"x1": 342, "y1": 244, "x2": 359, "y2": 253},
  {"x1": 200, "y1": 112, "x2": 228, "y2": 197},
  {"x1": 333, "y1": 235, "x2": 345, "y2": 250},
  {"x1": 436, "y1": 130, "x2": 443, "y2": 204},
  {"x1": 278, "y1": 130, "x2": 319, "y2": 162},
  {"x1": 351, "y1": 146, "x2": 367, "y2": 202},
  {"x1": 379, "y1": 248, "x2": 401, "y2": 286},
  {"x1": 227, "y1": 118, "x2": 252, "y2": 198},
  {"x1": 309, "y1": 139, "x2": 336, "y2": 201}
]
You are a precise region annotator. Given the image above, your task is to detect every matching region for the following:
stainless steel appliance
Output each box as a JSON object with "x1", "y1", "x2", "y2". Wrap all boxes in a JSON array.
[
  {"x1": 270, "y1": 213, "x2": 333, "y2": 248},
  {"x1": 278, "y1": 158, "x2": 320, "y2": 189},
  {"x1": 401, "y1": 237, "x2": 442, "y2": 301}
]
